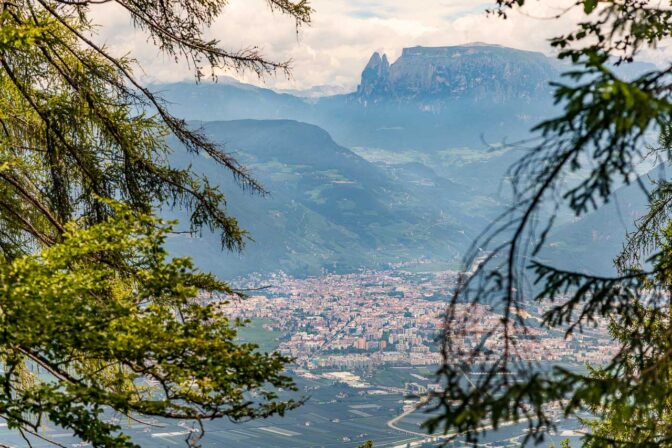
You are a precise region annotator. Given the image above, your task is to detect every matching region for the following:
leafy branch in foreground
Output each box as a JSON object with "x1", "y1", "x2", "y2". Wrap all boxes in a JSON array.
[
  {"x1": 0, "y1": 1, "x2": 310, "y2": 254},
  {"x1": 0, "y1": 203, "x2": 299, "y2": 447},
  {"x1": 430, "y1": 0, "x2": 672, "y2": 446},
  {"x1": 0, "y1": 0, "x2": 313, "y2": 445}
]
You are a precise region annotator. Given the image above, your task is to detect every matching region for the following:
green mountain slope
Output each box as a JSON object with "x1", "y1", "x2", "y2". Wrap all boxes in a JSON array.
[
  {"x1": 165, "y1": 120, "x2": 489, "y2": 277},
  {"x1": 154, "y1": 45, "x2": 660, "y2": 278}
]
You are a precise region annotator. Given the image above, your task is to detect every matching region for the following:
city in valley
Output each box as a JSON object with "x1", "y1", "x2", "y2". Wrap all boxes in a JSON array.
[
  {"x1": 222, "y1": 268, "x2": 618, "y2": 380},
  {"x1": 137, "y1": 268, "x2": 619, "y2": 447}
]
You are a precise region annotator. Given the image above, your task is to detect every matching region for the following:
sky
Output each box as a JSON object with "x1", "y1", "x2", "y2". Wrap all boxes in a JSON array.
[{"x1": 90, "y1": 0, "x2": 659, "y2": 91}]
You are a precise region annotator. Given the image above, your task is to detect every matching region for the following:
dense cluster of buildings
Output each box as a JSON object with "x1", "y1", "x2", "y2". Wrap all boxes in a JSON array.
[{"x1": 221, "y1": 269, "x2": 618, "y2": 370}]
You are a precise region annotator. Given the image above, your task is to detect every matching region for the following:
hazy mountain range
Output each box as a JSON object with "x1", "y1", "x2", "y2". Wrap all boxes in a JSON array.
[
  {"x1": 160, "y1": 43, "x2": 656, "y2": 278},
  {"x1": 156, "y1": 44, "x2": 560, "y2": 150}
]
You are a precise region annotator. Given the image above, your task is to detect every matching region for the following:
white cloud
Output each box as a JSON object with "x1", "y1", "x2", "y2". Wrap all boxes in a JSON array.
[{"x1": 89, "y1": 0, "x2": 662, "y2": 90}]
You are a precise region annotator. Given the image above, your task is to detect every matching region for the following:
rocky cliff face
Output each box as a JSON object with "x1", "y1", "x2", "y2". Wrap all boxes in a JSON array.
[
  {"x1": 357, "y1": 52, "x2": 390, "y2": 97},
  {"x1": 355, "y1": 43, "x2": 558, "y2": 106}
]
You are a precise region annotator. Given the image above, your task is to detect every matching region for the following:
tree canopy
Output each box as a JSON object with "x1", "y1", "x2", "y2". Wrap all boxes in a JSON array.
[
  {"x1": 0, "y1": 203, "x2": 298, "y2": 447},
  {"x1": 0, "y1": 0, "x2": 311, "y2": 446},
  {"x1": 430, "y1": 1, "x2": 672, "y2": 446}
]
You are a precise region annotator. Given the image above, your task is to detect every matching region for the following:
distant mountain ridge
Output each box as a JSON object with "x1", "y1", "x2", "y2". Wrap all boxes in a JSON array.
[
  {"x1": 153, "y1": 43, "x2": 664, "y2": 277},
  {"x1": 155, "y1": 43, "x2": 563, "y2": 149},
  {"x1": 354, "y1": 44, "x2": 558, "y2": 106}
]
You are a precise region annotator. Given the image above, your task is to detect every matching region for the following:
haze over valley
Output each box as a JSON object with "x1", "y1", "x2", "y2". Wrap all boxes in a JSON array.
[
  {"x1": 9, "y1": 1, "x2": 672, "y2": 447},
  {"x1": 83, "y1": 44, "x2": 648, "y2": 448},
  {"x1": 161, "y1": 43, "x2": 649, "y2": 279},
  {"x1": 3, "y1": 40, "x2": 655, "y2": 448}
]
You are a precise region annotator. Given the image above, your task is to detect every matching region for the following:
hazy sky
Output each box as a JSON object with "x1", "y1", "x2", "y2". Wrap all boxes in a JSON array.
[{"x1": 91, "y1": 0, "x2": 662, "y2": 91}]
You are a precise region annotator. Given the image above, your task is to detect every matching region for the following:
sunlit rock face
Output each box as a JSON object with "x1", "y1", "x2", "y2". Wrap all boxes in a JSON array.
[{"x1": 355, "y1": 43, "x2": 558, "y2": 106}]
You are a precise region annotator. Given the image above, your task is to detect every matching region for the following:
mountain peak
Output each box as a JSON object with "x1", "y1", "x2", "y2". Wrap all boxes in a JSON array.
[
  {"x1": 363, "y1": 52, "x2": 390, "y2": 71},
  {"x1": 365, "y1": 52, "x2": 382, "y2": 68},
  {"x1": 357, "y1": 51, "x2": 391, "y2": 97},
  {"x1": 356, "y1": 44, "x2": 557, "y2": 106}
]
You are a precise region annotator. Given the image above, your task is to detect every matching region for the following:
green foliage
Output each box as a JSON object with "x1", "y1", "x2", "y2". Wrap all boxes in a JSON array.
[
  {"x1": 433, "y1": 1, "x2": 672, "y2": 447},
  {"x1": 575, "y1": 222, "x2": 672, "y2": 447},
  {"x1": 0, "y1": 11, "x2": 49, "y2": 50},
  {"x1": 0, "y1": 203, "x2": 298, "y2": 446},
  {"x1": 550, "y1": 440, "x2": 572, "y2": 448},
  {"x1": 0, "y1": 0, "x2": 312, "y2": 445},
  {"x1": 0, "y1": 4, "x2": 255, "y2": 253}
]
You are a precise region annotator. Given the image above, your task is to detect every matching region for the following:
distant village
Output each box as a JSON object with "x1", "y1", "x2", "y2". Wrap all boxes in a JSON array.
[{"x1": 220, "y1": 269, "x2": 618, "y2": 372}]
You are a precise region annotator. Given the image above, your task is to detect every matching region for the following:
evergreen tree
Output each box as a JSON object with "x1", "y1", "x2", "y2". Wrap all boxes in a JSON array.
[
  {"x1": 0, "y1": 0, "x2": 311, "y2": 446},
  {"x1": 429, "y1": 1, "x2": 672, "y2": 446}
]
